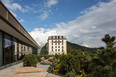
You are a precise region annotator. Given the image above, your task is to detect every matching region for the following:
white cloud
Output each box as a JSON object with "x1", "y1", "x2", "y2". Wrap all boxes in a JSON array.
[
  {"x1": 30, "y1": 0, "x2": 116, "y2": 48},
  {"x1": 82, "y1": 44, "x2": 90, "y2": 47},
  {"x1": 2, "y1": 0, "x2": 31, "y2": 13},
  {"x1": 47, "y1": 0, "x2": 58, "y2": 8},
  {"x1": 39, "y1": 11, "x2": 49, "y2": 20},
  {"x1": 29, "y1": 28, "x2": 57, "y2": 46},
  {"x1": 19, "y1": 19, "x2": 24, "y2": 22},
  {"x1": 38, "y1": 0, "x2": 58, "y2": 20}
]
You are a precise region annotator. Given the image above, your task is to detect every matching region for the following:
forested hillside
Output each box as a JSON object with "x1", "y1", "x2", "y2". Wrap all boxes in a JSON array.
[{"x1": 40, "y1": 44, "x2": 47, "y2": 55}]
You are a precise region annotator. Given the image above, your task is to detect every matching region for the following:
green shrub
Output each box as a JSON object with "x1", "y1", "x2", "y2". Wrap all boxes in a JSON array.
[
  {"x1": 63, "y1": 69, "x2": 76, "y2": 77},
  {"x1": 49, "y1": 59, "x2": 54, "y2": 62},
  {"x1": 23, "y1": 54, "x2": 38, "y2": 67},
  {"x1": 36, "y1": 55, "x2": 42, "y2": 62}
]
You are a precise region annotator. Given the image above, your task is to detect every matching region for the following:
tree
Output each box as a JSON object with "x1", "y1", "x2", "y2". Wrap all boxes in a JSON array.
[
  {"x1": 102, "y1": 34, "x2": 115, "y2": 47},
  {"x1": 89, "y1": 47, "x2": 116, "y2": 77}
]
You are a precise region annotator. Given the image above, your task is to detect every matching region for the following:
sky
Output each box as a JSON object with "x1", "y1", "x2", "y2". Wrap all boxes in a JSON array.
[{"x1": 1, "y1": 0, "x2": 116, "y2": 49}]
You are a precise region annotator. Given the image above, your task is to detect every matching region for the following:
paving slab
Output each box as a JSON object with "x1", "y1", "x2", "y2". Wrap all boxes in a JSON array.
[
  {"x1": 0, "y1": 63, "x2": 23, "y2": 77},
  {"x1": 37, "y1": 63, "x2": 61, "y2": 77},
  {"x1": 37, "y1": 63, "x2": 50, "y2": 72},
  {"x1": 15, "y1": 67, "x2": 44, "y2": 73},
  {"x1": 0, "y1": 62, "x2": 61, "y2": 77},
  {"x1": 47, "y1": 73, "x2": 61, "y2": 77},
  {"x1": 3, "y1": 72, "x2": 48, "y2": 77}
]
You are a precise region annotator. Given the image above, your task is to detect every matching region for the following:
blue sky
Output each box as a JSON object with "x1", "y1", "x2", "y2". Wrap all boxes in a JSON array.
[{"x1": 2, "y1": 0, "x2": 116, "y2": 48}]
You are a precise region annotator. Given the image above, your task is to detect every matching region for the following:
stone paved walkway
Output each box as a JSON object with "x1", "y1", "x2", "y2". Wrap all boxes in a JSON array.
[
  {"x1": 0, "y1": 62, "x2": 61, "y2": 77},
  {"x1": 47, "y1": 73, "x2": 61, "y2": 77},
  {"x1": 0, "y1": 63, "x2": 23, "y2": 77},
  {"x1": 37, "y1": 63, "x2": 50, "y2": 72},
  {"x1": 37, "y1": 63, "x2": 61, "y2": 77}
]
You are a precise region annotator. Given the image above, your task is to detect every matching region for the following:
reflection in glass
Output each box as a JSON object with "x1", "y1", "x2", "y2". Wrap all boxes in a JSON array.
[
  {"x1": 0, "y1": 32, "x2": 3, "y2": 66},
  {"x1": 2, "y1": 33, "x2": 36, "y2": 65},
  {"x1": 12, "y1": 38, "x2": 17, "y2": 62},
  {"x1": 18, "y1": 43, "x2": 21, "y2": 60},
  {"x1": 4, "y1": 34, "x2": 11, "y2": 65}
]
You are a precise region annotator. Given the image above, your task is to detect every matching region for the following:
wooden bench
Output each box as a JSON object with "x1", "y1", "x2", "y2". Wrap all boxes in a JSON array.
[{"x1": 15, "y1": 67, "x2": 44, "y2": 73}]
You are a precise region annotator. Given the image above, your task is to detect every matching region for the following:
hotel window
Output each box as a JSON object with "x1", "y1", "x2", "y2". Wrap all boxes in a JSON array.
[
  {"x1": 55, "y1": 49, "x2": 57, "y2": 51},
  {"x1": 58, "y1": 36, "x2": 60, "y2": 39},
  {"x1": 58, "y1": 49, "x2": 60, "y2": 51},
  {"x1": 58, "y1": 43, "x2": 60, "y2": 45},
  {"x1": 62, "y1": 43, "x2": 63, "y2": 45},
  {"x1": 62, "y1": 36, "x2": 63, "y2": 38},
  {"x1": 55, "y1": 43, "x2": 57, "y2": 45},
  {"x1": 55, "y1": 46, "x2": 57, "y2": 48},
  {"x1": 62, "y1": 49, "x2": 63, "y2": 52},
  {"x1": 58, "y1": 46, "x2": 60, "y2": 48},
  {"x1": 62, "y1": 46, "x2": 63, "y2": 48}
]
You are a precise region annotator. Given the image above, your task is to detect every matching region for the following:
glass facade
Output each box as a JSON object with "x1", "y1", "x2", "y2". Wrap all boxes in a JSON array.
[
  {"x1": 0, "y1": 32, "x2": 3, "y2": 66},
  {"x1": 0, "y1": 31, "x2": 38, "y2": 66},
  {"x1": 4, "y1": 34, "x2": 12, "y2": 65},
  {"x1": 12, "y1": 38, "x2": 17, "y2": 62}
]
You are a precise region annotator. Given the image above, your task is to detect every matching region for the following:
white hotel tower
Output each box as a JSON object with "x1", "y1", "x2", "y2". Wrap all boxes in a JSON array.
[{"x1": 47, "y1": 36, "x2": 67, "y2": 55}]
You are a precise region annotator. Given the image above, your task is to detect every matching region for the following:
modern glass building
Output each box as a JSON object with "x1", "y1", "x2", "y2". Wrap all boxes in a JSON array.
[{"x1": 0, "y1": 1, "x2": 40, "y2": 66}]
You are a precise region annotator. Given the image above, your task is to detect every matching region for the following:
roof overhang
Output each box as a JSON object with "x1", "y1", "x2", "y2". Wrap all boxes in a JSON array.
[
  {"x1": 0, "y1": 18, "x2": 40, "y2": 49},
  {"x1": 0, "y1": 1, "x2": 40, "y2": 49}
]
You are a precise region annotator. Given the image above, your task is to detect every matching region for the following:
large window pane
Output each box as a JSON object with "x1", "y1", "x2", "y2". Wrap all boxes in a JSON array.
[
  {"x1": 4, "y1": 34, "x2": 11, "y2": 65},
  {"x1": 0, "y1": 32, "x2": 3, "y2": 66},
  {"x1": 18, "y1": 43, "x2": 22, "y2": 60},
  {"x1": 12, "y1": 38, "x2": 17, "y2": 62},
  {"x1": 17, "y1": 43, "x2": 19, "y2": 61}
]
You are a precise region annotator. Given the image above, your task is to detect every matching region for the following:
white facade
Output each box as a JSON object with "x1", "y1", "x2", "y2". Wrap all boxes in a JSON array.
[{"x1": 47, "y1": 36, "x2": 67, "y2": 55}]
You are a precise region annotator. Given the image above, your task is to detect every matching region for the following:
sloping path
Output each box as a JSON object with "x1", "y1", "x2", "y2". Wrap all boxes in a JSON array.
[{"x1": 37, "y1": 63, "x2": 61, "y2": 77}]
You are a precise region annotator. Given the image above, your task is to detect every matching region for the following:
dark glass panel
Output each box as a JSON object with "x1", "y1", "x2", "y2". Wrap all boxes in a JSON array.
[
  {"x1": 4, "y1": 34, "x2": 11, "y2": 65},
  {"x1": 0, "y1": 32, "x2": 3, "y2": 66},
  {"x1": 12, "y1": 38, "x2": 17, "y2": 62},
  {"x1": 17, "y1": 43, "x2": 19, "y2": 61}
]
